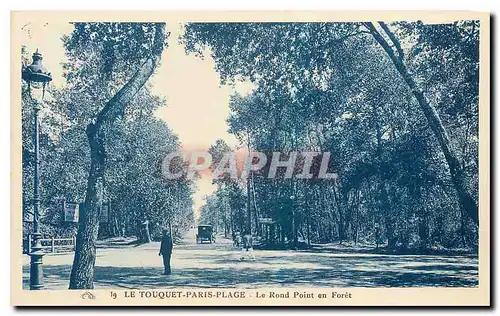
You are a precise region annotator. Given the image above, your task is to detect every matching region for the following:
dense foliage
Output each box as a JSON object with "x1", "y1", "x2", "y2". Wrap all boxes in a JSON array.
[
  {"x1": 22, "y1": 23, "x2": 194, "y2": 245},
  {"x1": 188, "y1": 21, "x2": 479, "y2": 251}
]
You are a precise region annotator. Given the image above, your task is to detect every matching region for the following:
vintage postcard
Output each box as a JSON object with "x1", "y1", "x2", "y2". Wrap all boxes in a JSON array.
[{"x1": 11, "y1": 11, "x2": 490, "y2": 306}]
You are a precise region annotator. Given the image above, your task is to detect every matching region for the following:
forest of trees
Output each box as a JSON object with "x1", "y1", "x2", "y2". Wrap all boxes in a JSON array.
[
  {"x1": 22, "y1": 78, "x2": 194, "y2": 241},
  {"x1": 193, "y1": 21, "x2": 479, "y2": 252},
  {"x1": 22, "y1": 23, "x2": 195, "y2": 288},
  {"x1": 21, "y1": 20, "x2": 480, "y2": 289}
]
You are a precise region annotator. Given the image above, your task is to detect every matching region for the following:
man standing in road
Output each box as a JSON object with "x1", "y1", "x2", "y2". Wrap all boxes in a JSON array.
[{"x1": 159, "y1": 229, "x2": 173, "y2": 275}]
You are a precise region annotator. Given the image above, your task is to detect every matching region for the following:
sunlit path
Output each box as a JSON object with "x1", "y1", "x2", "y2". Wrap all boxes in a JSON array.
[{"x1": 23, "y1": 229, "x2": 478, "y2": 290}]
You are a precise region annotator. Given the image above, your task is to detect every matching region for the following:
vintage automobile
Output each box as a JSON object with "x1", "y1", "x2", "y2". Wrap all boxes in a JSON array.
[{"x1": 196, "y1": 225, "x2": 215, "y2": 244}]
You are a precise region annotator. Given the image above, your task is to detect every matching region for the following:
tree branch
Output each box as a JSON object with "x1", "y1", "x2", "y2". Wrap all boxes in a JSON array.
[
  {"x1": 363, "y1": 22, "x2": 402, "y2": 68},
  {"x1": 93, "y1": 23, "x2": 166, "y2": 131},
  {"x1": 364, "y1": 21, "x2": 478, "y2": 225},
  {"x1": 378, "y1": 22, "x2": 404, "y2": 61},
  {"x1": 332, "y1": 30, "x2": 371, "y2": 43}
]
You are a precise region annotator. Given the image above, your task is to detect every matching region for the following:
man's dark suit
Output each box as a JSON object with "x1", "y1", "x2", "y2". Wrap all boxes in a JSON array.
[{"x1": 159, "y1": 235, "x2": 173, "y2": 275}]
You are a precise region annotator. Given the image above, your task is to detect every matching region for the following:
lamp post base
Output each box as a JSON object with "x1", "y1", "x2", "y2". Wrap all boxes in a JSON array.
[{"x1": 29, "y1": 233, "x2": 45, "y2": 290}]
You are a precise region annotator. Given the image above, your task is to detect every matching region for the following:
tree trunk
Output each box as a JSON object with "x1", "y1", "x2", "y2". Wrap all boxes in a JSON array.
[
  {"x1": 332, "y1": 185, "x2": 346, "y2": 244},
  {"x1": 380, "y1": 184, "x2": 396, "y2": 249},
  {"x1": 143, "y1": 221, "x2": 151, "y2": 243},
  {"x1": 246, "y1": 178, "x2": 252, "y2": 234},
  {"x1": 69, "y1": 24, "x2": 166, "y2": 289},
  {"x1": 364, "y1": 22, "x2": 478, "y2": 225},
  {"x1": 137, "y1": 217, "x2": 151, "y2": 243},
  {"x1": 69, "y1": 125, "x2": 105, "y2": 289},
  {"x1": 223, "y1": 201, "x2": 228, "y2": 238},
  {"x1": 306, "y1": 213, "x2": 311, "y2": 248}
]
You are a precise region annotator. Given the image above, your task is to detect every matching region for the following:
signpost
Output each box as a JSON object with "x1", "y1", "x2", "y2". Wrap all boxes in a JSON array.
[
  {"x1": 258, "y1": 217, "x2": 274, "y2": 225},
  {"x1": 62, "y1": 200, "x2": 110, "y2": 223},
  {"x1": 63, "y1": 201, "x2": 79, "y2": 223}
]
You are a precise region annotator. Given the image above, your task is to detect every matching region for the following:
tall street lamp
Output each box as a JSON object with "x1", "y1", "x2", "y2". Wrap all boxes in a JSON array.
[{"x1": 22, "y1": 49, "x2": 52, "y2": 290}]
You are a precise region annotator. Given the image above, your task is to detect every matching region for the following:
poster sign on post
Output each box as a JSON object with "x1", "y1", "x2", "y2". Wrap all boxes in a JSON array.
[{"x1": 63, "y1": 201, "x2": 79, "y2": 223}]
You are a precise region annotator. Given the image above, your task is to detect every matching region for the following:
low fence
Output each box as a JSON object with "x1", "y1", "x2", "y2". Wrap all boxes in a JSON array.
[{"x1": 24, "y1": 236, "x2": 76, "y2": 254}]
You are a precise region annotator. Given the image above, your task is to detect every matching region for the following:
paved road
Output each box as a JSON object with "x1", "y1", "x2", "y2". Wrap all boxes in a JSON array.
[{"x1": 22, "y1": 229, "x2": 478, "y2": 289}]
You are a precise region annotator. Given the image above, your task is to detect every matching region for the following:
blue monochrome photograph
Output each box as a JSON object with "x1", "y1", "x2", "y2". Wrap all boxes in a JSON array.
[{"x1": 11, "y1": 11, "x2": 490, "y2": 307}]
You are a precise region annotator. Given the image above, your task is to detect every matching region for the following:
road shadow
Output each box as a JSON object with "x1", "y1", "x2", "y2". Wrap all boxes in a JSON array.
[{"x1": 24, "y1": 256, "x2": 478, "y2": 290}]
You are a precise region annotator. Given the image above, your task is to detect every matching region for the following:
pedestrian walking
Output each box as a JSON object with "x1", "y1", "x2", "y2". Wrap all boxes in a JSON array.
[
  {"x1": 159, "y1": 229, "x2": 173, "y2": 275},
  {"x1": 233, "y1": 231, "x2": 242, "y2": 248},
  {"x1": 240, "y1": 231, "x2": 255, "y2": 260}
]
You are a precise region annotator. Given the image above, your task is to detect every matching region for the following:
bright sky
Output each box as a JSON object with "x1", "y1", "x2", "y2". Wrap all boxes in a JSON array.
[
  {"x1": 21, "y1": 22, "x2": 253, "y2": 218},
  {"x1": 151, "y1": 25, "x2": 253, "y2": 217}
]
